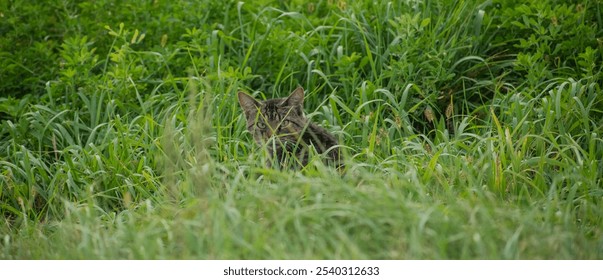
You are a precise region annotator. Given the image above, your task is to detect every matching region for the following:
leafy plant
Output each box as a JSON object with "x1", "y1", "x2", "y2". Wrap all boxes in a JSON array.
[{"x1": 1, "y1": 0, "x2": 601, "y2": 259}]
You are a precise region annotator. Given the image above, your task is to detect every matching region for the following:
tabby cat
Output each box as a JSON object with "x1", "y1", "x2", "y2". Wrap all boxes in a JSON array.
[{"x1": 237, "y1": 86, "x2": 341, "y2": 169}]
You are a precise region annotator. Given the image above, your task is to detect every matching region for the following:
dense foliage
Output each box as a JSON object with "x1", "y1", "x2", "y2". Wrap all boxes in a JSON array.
[{"x1": 1, "y1": 0, "x2": 602, "y2": 259}]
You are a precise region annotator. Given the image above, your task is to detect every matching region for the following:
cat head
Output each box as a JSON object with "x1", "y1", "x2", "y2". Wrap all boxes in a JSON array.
[{"x1": 237, "y1": 87, "x2": 307, "y2": 145}]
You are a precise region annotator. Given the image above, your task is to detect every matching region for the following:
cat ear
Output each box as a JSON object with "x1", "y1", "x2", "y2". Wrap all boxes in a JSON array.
[
  {"x1": 283, "y1": 86, "x2": 304, "y2": 107},
  {"x1": 237, "y1": 91, "x2": 260, "y2": 113}
]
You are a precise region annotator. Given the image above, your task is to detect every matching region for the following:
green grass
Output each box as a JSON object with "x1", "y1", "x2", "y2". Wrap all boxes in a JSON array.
[{"x1": 1, "y1": 0, "x2": 602, "y2": 259}]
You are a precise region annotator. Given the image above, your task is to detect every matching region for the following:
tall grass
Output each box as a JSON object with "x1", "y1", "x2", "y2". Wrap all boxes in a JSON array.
[{"x1": 1, "y1": 0, "x2": 602, "y2": 259}]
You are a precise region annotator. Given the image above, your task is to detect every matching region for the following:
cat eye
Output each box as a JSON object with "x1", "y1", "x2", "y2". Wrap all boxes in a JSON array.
[
  {"x1": 281, "y1": 120, "x2": 290, "y2": 126},
  {"x1": 256, "y1": 122, "x2": 267, "y2": 129}
]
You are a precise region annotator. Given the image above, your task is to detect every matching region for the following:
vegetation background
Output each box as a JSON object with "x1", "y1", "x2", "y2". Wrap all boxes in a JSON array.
[{"x1": 1, "y1": 0, "x2": 602, "y2": 259}]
